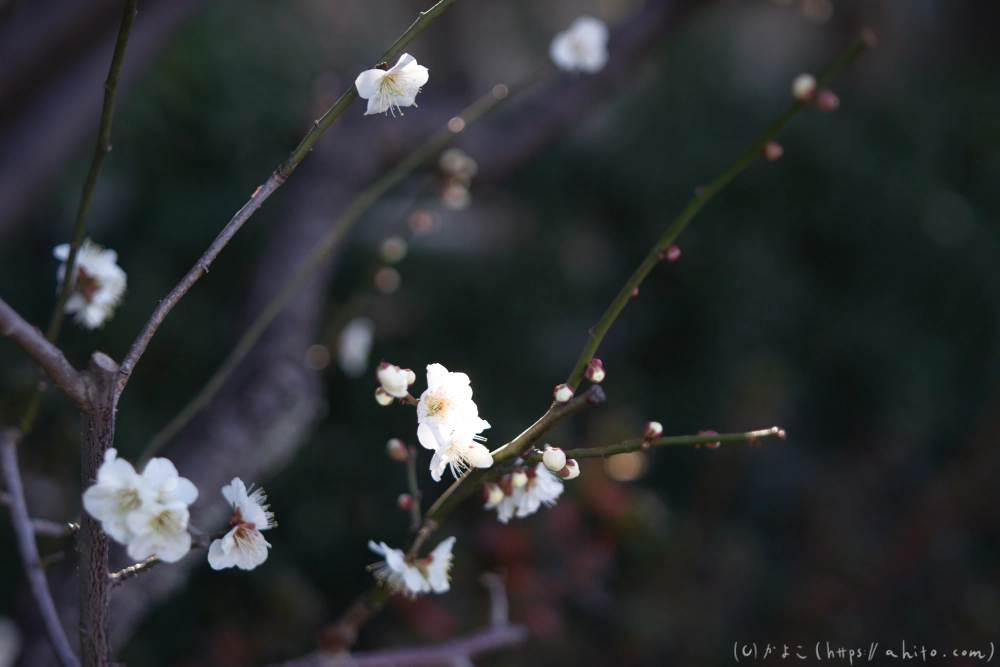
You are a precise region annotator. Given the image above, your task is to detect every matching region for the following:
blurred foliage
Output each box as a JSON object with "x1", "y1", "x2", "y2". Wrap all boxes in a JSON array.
[{"x1": 2, "y1": 0, "x2": 1000, "y2": 665}]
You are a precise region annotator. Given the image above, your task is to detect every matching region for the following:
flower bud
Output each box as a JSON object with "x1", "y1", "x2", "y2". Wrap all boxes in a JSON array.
[
  {"x1": 763, "y1": 141, "x2": 784, "y2": 161},
  {"x1": 553, "y1": 383, "x2": 575, "y2": 403},
  {"x1": 584, "y1": 359, "x2": 605, "y2": 383},
  {"x1": 586, "y1": 385, "x2": 607, "y2": 405},
  {"x1": 484, "y1": 483, "x2": 505, "y2": 505},
  {"x1": 630, "y1": 287, "x2": 639, "y2": 298},
  {"x1": 542, "y1": 447, "x2": 567, "y2": 472},
  {"x1": 374, "y1": 386, "x2": 394, "y2": 406},
  {"x1": 377, "y1": 362, "x2": 410, "y2": 397},
  {"x1": 557, "y1": 459, "x2": 580, "y2": 480},
  {"x1": 386, "y1": 438, "x2": 408, "y2": 462},
  {"x1": 792, "y1": 73, "x2": 816, "y2": 102},
  {"x1": 665, "y1": 245, "x2": 681, "y2": 261},
  {"x1": 404, "y1": 368, "x2": 416, "y2": 386},
  {"x1": 397, "y1": 493, "x2": 413, "y2": 512},
  {"x1": 700, "y1": 429, "x2": 721, "y2": 449},
  {"x1": 511, "y1": 470, "x2": 528, "y2": 488},
  {"x1": 644, "y1": 421, "x2": 663, "y2": 440},
  {"x1": 815, "y1": 88, "x2": 840, "y2": 112}
]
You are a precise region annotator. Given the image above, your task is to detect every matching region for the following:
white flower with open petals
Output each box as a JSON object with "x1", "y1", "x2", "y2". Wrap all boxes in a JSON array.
[
  {"x1": 356, "y1": 54, "x2": 429, "y2": 117},
  {"x1": 125, "y1": 500, "x2": 192, "y2": 562},
  {"x1": 429, "y1": 437, "x2": 493, "y2": 482},
  {"x1": 550, "y1": 16, "x2": 610, "y2": 74},
  {"x1": 485, "y1": 464, "x2": 563, "y2": 524},
  {"x1": 367, "y1": 536, "x2": 455, "y2": 597},
  {"x1": 82, "y1": 449, "x2": 150, "y2": 544},
  {"x1": 140, "y1": 457, "x2": 199, "y2": 506},
  {"x1": 208, "y1": 478, "x2": 276, "y2": 571},
  {"x1": 416, "y1": 364, "x2": 490, "y2": 452},
  {"x1": 54, "y1": 238, "x2": 126, "y2": 329}
]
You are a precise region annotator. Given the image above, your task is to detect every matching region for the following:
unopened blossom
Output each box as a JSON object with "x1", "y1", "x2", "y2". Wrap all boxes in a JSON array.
[
  {"x1": 82, "y1": 449, "x2": 148, "y2": 544},
  {"x1": 557, "y1": 459, "x2": 581, "y2": 480},
  {"x1": 208, "y1": 478, "x2": 276, "y2": 571},
  {"x1": 542, "y1": 447, "x2": 567, "y2": 473},
  {"x1": 375, "y1": 387, "x2": 394, "y2": 406},
  {"x1": 126, "y1": 500, "x2": 192, "y2": 563},
  {"x1": 368, "y1": 536, "x2": 455, "y2": 596},
  {"x1": 54, "y1": 239, "x2": 126, "y2": 329},
  {"x1": 791, "y1": 73, "x2": 816, "y2": 101},
  {"x1": 553, "y1": 383, "x2": 574, "y2": 403},
  {"x1": 416, "y1": 364, "x2": 490, "y2": 453},
  {"x1": 356, "y1": 53, "x2": 429, "y2": 117},
  {"x1": 644, "y1": 421, "x2": 663, "y2": 439},
  {"x1": 550, "y1": 16, "x2": 610, "y2": 74},
  {"x1": 585, "y1": 358, "x2": 605, "y2": 383},
  {"x1": 485, "y1": 464, "x2": 564, "y2": 524},
  {"x1": 377, "y1": 361, "x2": 413, "y2": 398}
]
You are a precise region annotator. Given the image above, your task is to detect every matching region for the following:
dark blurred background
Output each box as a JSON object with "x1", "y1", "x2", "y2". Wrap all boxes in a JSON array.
[{"x1": 2, "y1": 0, "x2": 999, "y2": 665}]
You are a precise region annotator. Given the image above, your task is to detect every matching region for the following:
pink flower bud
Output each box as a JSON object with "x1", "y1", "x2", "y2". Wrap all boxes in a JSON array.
[
  {"x1": 585, "y1": 359, "x2": 605, "y2": 383},
  {"x1": 557, "y1": 459, "x2": 580, "y2": 480},
  {"x1": 542, "y1": 447, "x2": 567, "y2": 472},
  {"x1": 644, "y1": 421, "x2": 663, "y2": 440},
  {"x1": 386, "y1": 438, "x2": 408, "y2": 462},
  {"x1": 764, "y1": 141, "x2": 784, "y2": 161},
  {"x1": 374, "y1": 386, "x2": 393, "y2": 406},
  {"x1": 630, "y1": 287, "x2": 639, "y2": 298},
  {"x1": 815, "y1": 88, "x2": 840, "y2": 112},
  {"x1": 700, "y1": 429, "x2": 721, "y2": 449},
  {"x1": 792, "y1": 73, "x2": 816, "y2": 102},
  {"x1": 665, "y1": 245, "x2": 681, "y2": 261},
  {"x1": 397, "y1": 493, "x2": 413, "y2": 511},
  {"x1": 553, "y1": 383, "x2": 575, "y2": 403}
]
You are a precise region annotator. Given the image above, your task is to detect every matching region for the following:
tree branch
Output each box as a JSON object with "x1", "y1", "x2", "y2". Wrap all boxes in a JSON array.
[
  {"x1": 563, "y1": 30, "x2": 876, "y2": 390},
  {"x1": 0, "y1": 428, "x2": 80, "y2": 667},
  {"x1": 0, "y1": 492, "x2": 76, "y2": 537},
  {"x1": 115, "y1": 0, "x2": 465, "y2": 394},
  {"x1": 0, "y1": 296, "x2": 88, "y2": 406},
  {"x1": 524, "y1": 426, "x2": 787, "y2": 462}
]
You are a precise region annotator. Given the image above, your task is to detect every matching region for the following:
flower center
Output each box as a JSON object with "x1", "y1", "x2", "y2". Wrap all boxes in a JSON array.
[
  {"x1": 76, "y1": 267, "x2": 100, "y2": 302},
  {"x1": 114, "y1": 488, "x2": 142, "y2": 514},
  {"x1": 423, "y1": 394, "x2": 447, "y2": 417}
]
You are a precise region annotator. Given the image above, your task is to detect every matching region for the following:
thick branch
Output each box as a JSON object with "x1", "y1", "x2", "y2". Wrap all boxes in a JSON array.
[
  {"x1": 0, "y1": 296, "x2": 88, "y2": 406},
  {"x1": 116, "y1": 0, "x2": 464, "y2": 394},
  {"x1": 563, "y1": 30, "x2": 876, "y2": 389},
  {"x1": 525, "y1": 426, "x2": 787, "y2": 462},
  {"x1": 77, "y1": 352, "x2": 119, "y2": 667},
  {"x1": 0, "y1": 428, "x2": 80, "y2": 667}
]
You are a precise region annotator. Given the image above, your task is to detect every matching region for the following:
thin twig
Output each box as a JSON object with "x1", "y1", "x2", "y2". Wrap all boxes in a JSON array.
[
  {"x1": 116, "y1": 0, "x2": 464, "y2": 396},
  {"x1": 524, "y1": 426, "x2": 787, "y2": 462},
  {"x1": 20, "y1": 0, "x2": 140, "y2": 434},
  {"x1": 479, "y1": 572, "x2": 509, "y2": 626},
  {"x1": 0, "y1": 492, "x2": 76, "y2": 536},
  {"x1": 563, "y1": 30, "x2": 877, "y2": 390},
  {"x1": 109, "y1": 556, "x2": 160, "y2": 588},
  {"x1": 0, "y1": 428, "x2": 80, "y2": 667},
  {"x1": 137, "y1": 82, "x2": 514, "y2": 463},
  {"x1": 0, "y1": 297, "x2": 88, "y2": 406}
]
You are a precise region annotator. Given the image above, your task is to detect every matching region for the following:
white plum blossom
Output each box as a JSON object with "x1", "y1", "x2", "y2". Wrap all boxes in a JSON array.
[
  {"x1": 542, "y1": 447, "x2": 567, "y2": 473},
  {"x1": 484, "y1": 464, "x2": 564, "y2": 524},
  {"x1": 416, "y1": 364, "x2": 492, "y2": 481},
  {"x1": 125, "y1": 500, "x2": 192, "y2": 563},
  {"x1": 549, "y1": 16, "x2": 610, "y2": 74},
  {"x1": 54, "y1": 238, "x2": 126, "y2": 329},
  {"x1": 429, "y1": 437, "x2": 493, "y2": 483},
  {"x1": 377, "y1": 361, "x2": 414, "y2": 398},
  {"x1": 355, "y1": 54, "x2": 429, "y2": 117},
  {"x1": 208, "y1": 478, "x2": 276, "y2": 571},
  {"x1": 368, "y1": 536, "x2": 455, "y2": 597},
  {"x1": 82, "y1": 449, "x2": 147, "y2": 544},
  {"x1": 82, "y1": 450, "x2": 198, "y2": 562}
]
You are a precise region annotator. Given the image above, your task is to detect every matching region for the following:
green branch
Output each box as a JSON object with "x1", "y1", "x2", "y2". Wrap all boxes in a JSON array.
[
  {"x1": 524, "y1": 426, "x2": 786, "y2": 462},
  {"x1": 563, "y1": 30, "x2": 876, "y2": 390}
]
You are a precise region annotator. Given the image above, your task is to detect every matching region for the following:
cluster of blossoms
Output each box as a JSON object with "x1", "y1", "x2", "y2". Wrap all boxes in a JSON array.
[
  {"x1": 54, "y1": 238, "x2": 126, "y2": 329},
  {"x1": 483, "y1": 447, "x2": 580, "y2": 524},
  {"x1": 368, "y1": 537, "x2": 455, "y2": 597},
  {"x1": 82, "y1": 451, "x2": 275, "y2": 570},
  {"x1": 550, "y1": 16, "x2": 610, "y2": 74}
]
